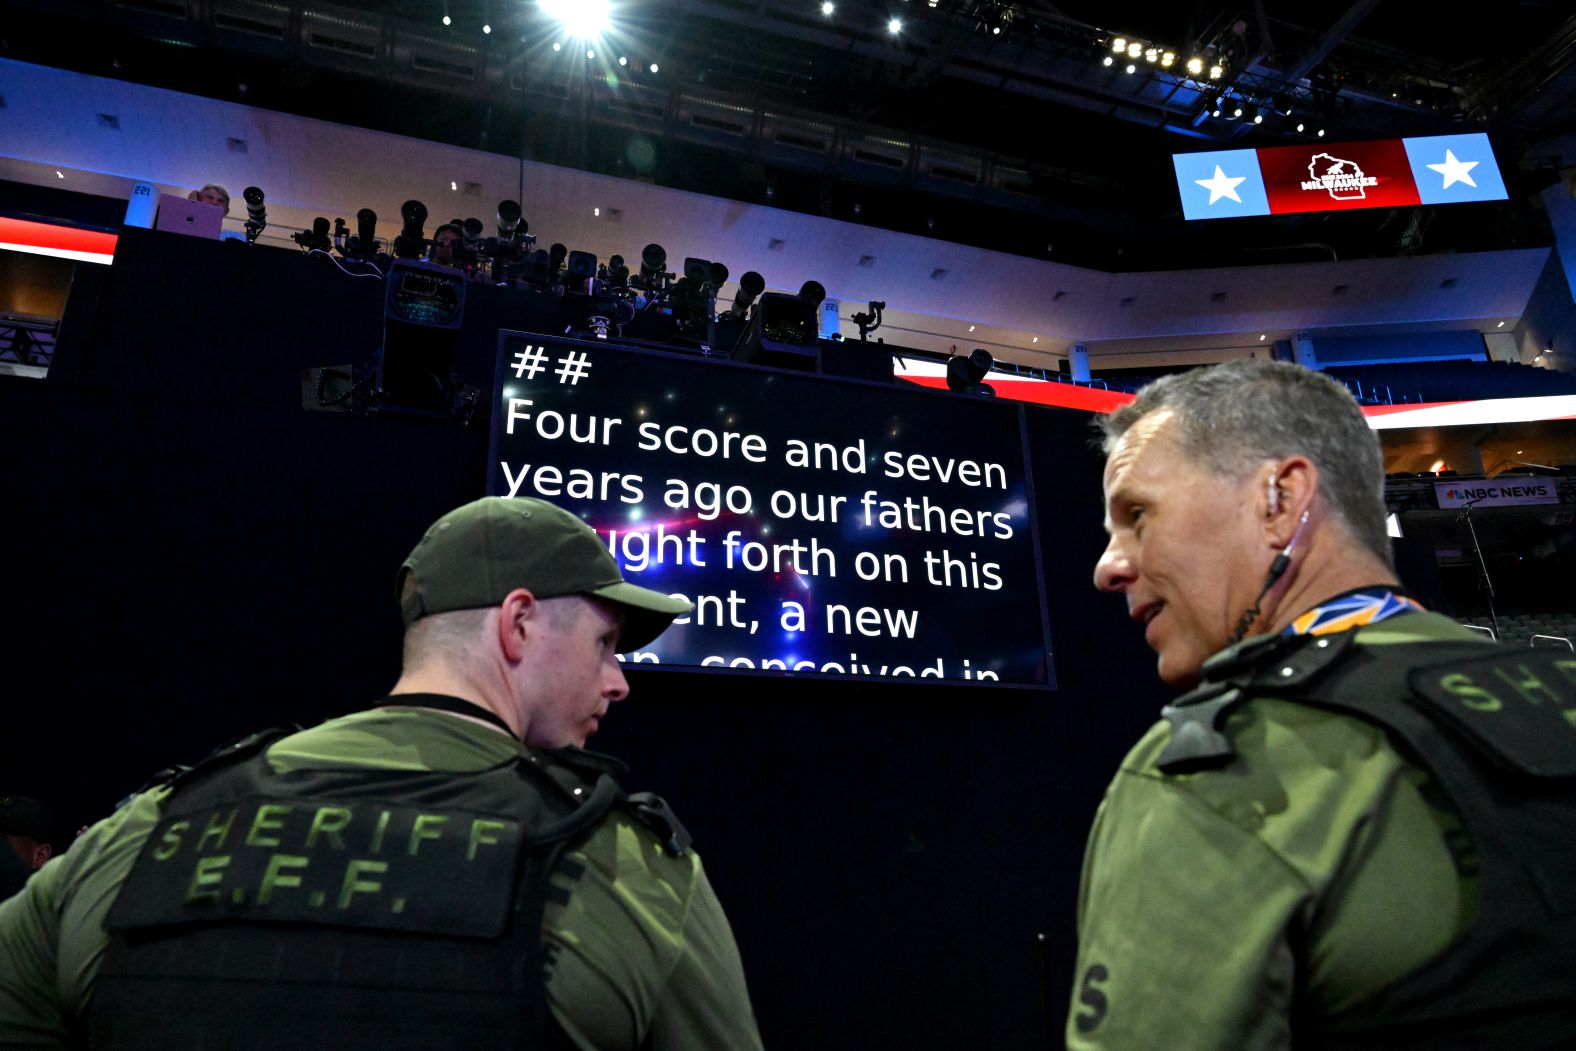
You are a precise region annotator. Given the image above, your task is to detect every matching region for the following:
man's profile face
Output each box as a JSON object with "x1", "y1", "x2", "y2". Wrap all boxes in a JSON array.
[
  {"x1": 1093, "y1": 409, "x2": 1264, "y2": 686},
  {"x1": 521, "y1": 595, "x2": 629, "y2": 749}
]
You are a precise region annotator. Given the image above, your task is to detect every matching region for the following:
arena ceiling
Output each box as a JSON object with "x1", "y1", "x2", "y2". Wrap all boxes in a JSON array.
[{"x1": 5, "y1": 0, "x2": 1576, "y2": 270}]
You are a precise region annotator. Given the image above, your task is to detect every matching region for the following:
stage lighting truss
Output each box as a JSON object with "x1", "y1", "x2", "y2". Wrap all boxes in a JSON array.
[{"x1": 1100, "y1": 32, "x2": 1224, "y2": 91}]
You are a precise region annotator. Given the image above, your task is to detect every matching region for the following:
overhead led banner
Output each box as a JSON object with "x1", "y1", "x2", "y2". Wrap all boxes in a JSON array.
[
  {"x1": 1173, "y1": 133, "x2": 1508, "y2": 220},
  {"x1": 487, "y1": 335, "x2": 1055, "y2": 688}
]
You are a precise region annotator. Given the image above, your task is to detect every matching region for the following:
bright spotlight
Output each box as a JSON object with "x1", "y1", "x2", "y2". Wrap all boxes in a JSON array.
[
  {"x1": 442, "y1": 13, "x2": 451, "y2": 25},
  {"x1": 1125, "y1": 63, "x2": 1136, "y2": 74},
  {"x1": 618, "y1": 55, "x2": 627, "y2": 65},
  {"x1": 1186, "y1": 56, "x2": 1203, "y2": 75},
  {"x1": 1296, "y1": 122, "x2": 1305, "y2": 132},
  {"x1": 1208, "y1": 64, "x2": 1223, "y2": 79},
  {"x1": 649, "y1": 62, "x2": 659, "y2": 73},
  {"x1": 1126, "y1": 42, "x2": 1141, "y2": 58},
  {"x1": 1161, "y1": 52, "x2": 1175, "y2": 67},
  {"x1": 821, "y1": 0, "x2": 834, "y2": 13},
  {"x1": 1144, "y1": 48, "x2": 1157, "y2": 62},
  {"x1": 1102, "y1": 56, "x2": 1113, "y2": 66},
  {"x1": 586, "y1": 48, "x2": 595, "y2": 59},
  {"x1": 483, "y1": 23, "x2": 491, "y2": 33},
  {"x1": 540, "y1": 0, "x2": 611, "y2": 41},
  {"x1": 1317, "y1": 128, "x2": 1326, "y2": 137},
  {"x1": 552, "y1": 40, "x2": 562, "y2": 51},
  {"x1": 888, "y1": 17, "x2": 902, "y2": 33},
  {"x1": 1111, "y1": 37, "x2": 1126, "y2": 52}
]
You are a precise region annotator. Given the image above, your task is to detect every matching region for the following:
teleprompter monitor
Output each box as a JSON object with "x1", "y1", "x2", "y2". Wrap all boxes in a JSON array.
[{"x1": 488, "y1": 333, "x2": 1055, "y2": 688}]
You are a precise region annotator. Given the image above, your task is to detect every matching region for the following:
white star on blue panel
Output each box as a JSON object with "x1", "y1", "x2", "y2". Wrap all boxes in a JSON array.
[
  {"x1": 1171, "y1": 149, "x2": 1270, "y2": 220},
  {"x1": 1402, "y1": 134, "x2": 1508, "y2": 205}
]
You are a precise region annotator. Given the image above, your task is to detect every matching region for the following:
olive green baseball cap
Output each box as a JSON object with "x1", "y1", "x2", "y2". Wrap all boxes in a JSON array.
[{"x1": 398, "y1": 496, "x2": 692, "y2": 651}]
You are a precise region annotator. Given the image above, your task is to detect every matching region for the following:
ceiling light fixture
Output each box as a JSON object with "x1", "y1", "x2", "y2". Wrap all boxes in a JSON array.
[
  {"x1": 821, "y1": 1, "x2": 834, "y2": 13},
  {"x1": 1102, "y1": 56, "x2": 1113, "y2": 66},
  {"x1": 540, "y1": 0, "x2": 611, "y2": 41},
  {"x1": 888, "y1": 17, "x2": 903, "y2": 34},
  {"x1": 1111, "y1": 37, "x2": 1127, "y2": 53},
  {"x1": 1186, "y1": 57, "x2": 1203, "y2": 75}
]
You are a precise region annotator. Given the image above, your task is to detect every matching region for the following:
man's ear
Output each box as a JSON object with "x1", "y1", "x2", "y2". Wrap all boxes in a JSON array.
[
  {"x1": 1260, "y1": 455, "x2": 1319, "y2": 549},
  {"x1": 29, "y1": 842, "x2": 51, "y2": 870},
  {"x1": 496, "y1": 588, "x2": 538, "y2": 662}
]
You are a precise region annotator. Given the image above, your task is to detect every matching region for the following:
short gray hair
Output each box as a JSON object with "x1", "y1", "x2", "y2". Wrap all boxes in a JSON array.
[
  {"x1": 399, "y1": 586, "x2": 586, "y2": 672},
  {"x1": 1099, "y1": 358, "x2": 1393, "y2": 570}
]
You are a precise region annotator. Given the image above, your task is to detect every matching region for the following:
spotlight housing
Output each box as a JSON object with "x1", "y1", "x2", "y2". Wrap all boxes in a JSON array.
[{"x1": 945, "y1": 349, "x2": 996, "y2": 397}]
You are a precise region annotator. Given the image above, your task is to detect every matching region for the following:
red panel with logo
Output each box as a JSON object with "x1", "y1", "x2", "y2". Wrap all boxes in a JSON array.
[{"x1": 1256, "y1": 139, "x2": 1421, "y2": 215}]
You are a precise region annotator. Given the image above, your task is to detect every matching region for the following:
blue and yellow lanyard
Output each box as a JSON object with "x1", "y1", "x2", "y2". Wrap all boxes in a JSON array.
[{"x1": 1284, "y1": 588, "x2": 1424, "y2": 637}]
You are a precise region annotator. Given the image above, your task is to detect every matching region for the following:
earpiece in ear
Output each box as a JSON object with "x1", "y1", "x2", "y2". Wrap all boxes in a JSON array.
[{"x1": 1267, "y1": 476, "x2": 1280, "y2": 517}]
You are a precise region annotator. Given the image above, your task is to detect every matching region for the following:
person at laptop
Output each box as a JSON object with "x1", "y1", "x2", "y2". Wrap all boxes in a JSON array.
[{"x1": 186, "y1": 183, "x2": 230, "y2": 216}]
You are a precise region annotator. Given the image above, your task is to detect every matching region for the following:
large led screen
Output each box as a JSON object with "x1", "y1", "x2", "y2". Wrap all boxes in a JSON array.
[
  {"x1": 1172, "y1": 132, "x2": 1508, "y2": 221},
  {"x1": 487, "y1": 334, "x2": 1055, "y2": 688}
]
